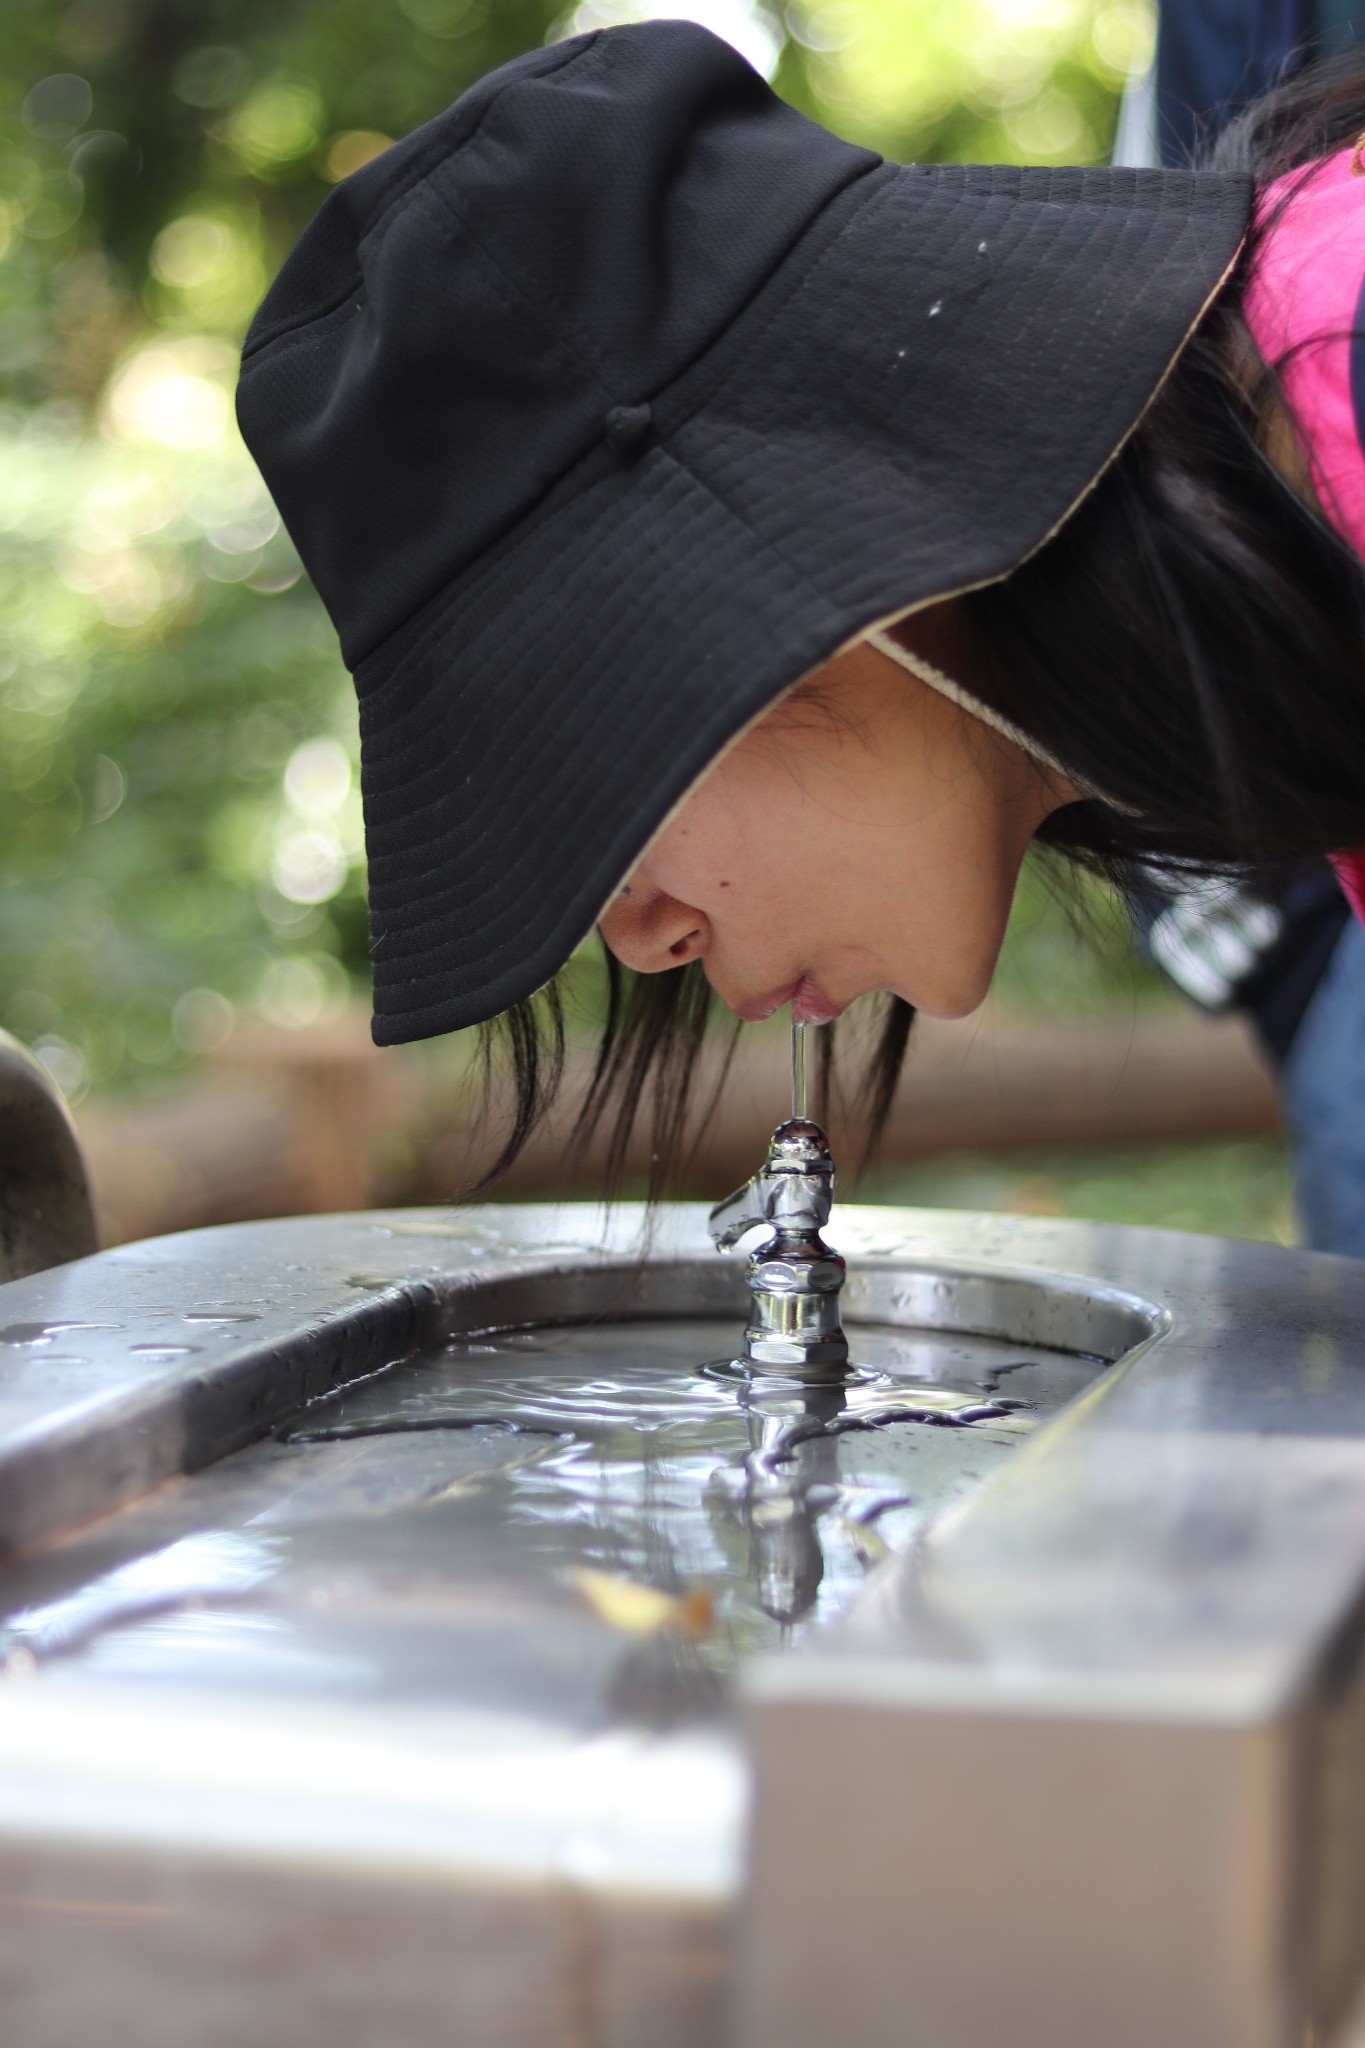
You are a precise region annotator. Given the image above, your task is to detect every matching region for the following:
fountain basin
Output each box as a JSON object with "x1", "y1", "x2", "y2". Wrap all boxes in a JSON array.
[{"x1": 0, "y1": 1203, "x2": 1360, "y2": 2046}]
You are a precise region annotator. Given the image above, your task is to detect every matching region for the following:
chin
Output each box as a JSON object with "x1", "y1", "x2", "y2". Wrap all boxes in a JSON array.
[{"x1": 899, "y1": 966, "x2": 994, "y2": 1021}]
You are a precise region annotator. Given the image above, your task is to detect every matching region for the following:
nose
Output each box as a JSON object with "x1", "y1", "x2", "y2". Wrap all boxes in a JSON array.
[{"x1": 598, "y1": 881, "x2": 709, "y2": 973}]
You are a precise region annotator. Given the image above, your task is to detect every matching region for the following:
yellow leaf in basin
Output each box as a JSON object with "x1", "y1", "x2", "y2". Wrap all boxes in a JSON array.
[{"x1": 569, "y1": 1568, "x2": 713, "y2": 1638}]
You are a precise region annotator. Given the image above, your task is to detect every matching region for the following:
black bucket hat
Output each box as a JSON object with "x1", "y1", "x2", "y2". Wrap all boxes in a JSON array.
[{"x1": 236, "y1": 21, "x2": 1251, "y2": 1044}]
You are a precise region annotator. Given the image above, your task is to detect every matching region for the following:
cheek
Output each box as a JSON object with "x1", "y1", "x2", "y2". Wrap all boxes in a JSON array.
[
  {"x1": 644, "y1": 759, "x2": 780, "y2": 906},
  {"x1": 633, "y1": 696, "x2": 1032, "y2": 1015},
  {"x1": 879, "y1": 817, "x2": 1026, "y2": 1015}
]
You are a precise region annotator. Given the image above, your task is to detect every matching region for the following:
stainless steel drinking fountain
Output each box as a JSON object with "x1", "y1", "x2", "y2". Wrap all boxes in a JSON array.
[{"x1": 2, "y1": 1107, "x2": 1365, "y2": 2044}]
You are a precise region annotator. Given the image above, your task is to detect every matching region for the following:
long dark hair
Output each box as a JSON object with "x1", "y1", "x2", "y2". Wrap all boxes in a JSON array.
[{"x1": 476, "y1": 52, "x2": 1365, "y2": 1196}]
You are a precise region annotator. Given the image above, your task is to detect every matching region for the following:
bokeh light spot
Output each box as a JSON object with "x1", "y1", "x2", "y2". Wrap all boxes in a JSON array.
[
  {"x1": 173, "y1": 987, "x2": 235, "y2": 1054},
  {"x1": 256, "y1": 954, "x2": 349, "y2": 1028},
  {"x1": 272, "y1": 829, "x2": 347, "y2": 905},
  {"x1": 89, "y1": 755, "x2": 126, "y2": 823},
  {"x1": 172, "y1": 45, "x2": 251, "y2": 111},
  {"x1": 323, "y1": 131, "x2": 394, "y2": 182},
  {"x1": 23, "y1": 74, "x2": 93, "y2": 141},
  {"x1": 33, "y1": 1034, "x2": 88, "y2": 1104},
  {"x1": 103, "y1": 337, "x2": 236, "y2": 452},
  {"x1": 399, "y1": 0, "x2": 481, "y2": 33},
  {"x1": 284, "y1": 737, "x2": 352, "y2": 821},
  {"x1": 151, "y1": 216, "x2": 232, "y2": 290},
  {"x1": 223, "y1": 81, "x2": 324, "y2": 177},
  {"x1": 1091, "y1": 1, "x2": 1155, "y2": 78},
  {"x1": 563, "y1": 1, "x2": 782, "y2": 80}
]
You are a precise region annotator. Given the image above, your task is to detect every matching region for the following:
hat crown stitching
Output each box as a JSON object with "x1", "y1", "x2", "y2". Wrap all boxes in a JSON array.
[
  {"x1": 239, "y1": 23, "x2": 881, "y2": 668},
  {"x1": 241, "y1": 33, "x2": 600, "y2": 366}
]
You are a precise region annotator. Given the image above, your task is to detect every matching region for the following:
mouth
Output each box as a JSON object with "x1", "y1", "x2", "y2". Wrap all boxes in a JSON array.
[{"x1": 729, "y1": 976, "x2": 846, "y2": 1027}]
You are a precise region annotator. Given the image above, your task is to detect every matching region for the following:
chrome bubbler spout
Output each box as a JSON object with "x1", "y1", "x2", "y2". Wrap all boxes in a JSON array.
[{"x1": 707, "y1": 1026, "x2": 849, "y2": 1377}]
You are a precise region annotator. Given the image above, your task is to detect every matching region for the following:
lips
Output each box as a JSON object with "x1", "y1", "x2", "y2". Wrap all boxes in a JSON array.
[
  {"x1": 730, "y1": 976, "x2": 845, "y2": 1026},
  {"x1": 789, "y1": 977, "x2": 844, "y2": 1027},
  {"x1": 730, "y1": 981, "x2": 796, "y2": 1024}
]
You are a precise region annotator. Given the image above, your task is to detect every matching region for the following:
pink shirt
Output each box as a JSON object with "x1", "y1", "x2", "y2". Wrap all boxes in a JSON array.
[{"x1": 1244, "y1": 145, "x2": 1365, "y2": 919}]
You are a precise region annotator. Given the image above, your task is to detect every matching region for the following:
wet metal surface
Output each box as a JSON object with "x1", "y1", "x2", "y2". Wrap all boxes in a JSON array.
[
  {"x1": 0, "y1": 1319, "x2": 1094, "y2": 1706},
  {"x1": 3, "y1": 1205, "x2": 1365, "y2": 2043}
]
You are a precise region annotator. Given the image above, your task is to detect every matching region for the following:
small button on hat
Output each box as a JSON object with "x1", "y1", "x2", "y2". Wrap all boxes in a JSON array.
[{"x1": 237, "y1": 20, "x2": 1251, "y2": 1044}]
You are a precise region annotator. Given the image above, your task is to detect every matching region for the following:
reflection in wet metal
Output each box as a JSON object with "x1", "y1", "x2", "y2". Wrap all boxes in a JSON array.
[
  {"x1": 1, "y1": 1197, "x2": 1361, "y2": 2046},
  {"x1": 284, "y1": 1321, "x2": 1044, "y2": 1638},
  {"x1": 0, "y1": 1321, "x2": 1098, "y2": 1700}
]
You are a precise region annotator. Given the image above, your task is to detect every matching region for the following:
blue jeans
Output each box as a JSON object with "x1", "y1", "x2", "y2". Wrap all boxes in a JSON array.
[{"x1": 1282, "y1": 917, "x2": 1365, "y2": 1257}]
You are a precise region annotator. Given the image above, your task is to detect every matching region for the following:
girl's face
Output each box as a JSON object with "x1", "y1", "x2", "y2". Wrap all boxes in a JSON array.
[{"x1": 598, "y1": 608, "x2": 1073, "y2": 1025}]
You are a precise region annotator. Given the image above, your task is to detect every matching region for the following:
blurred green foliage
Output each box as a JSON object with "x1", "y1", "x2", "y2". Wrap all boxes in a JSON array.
[
  {"x1": 0, "y1": 0, "x2": 1153, "y2": 1101},
  {"x1": 777, "y1": 0, "x2": 1152, "y2": 165},
  {"x1": 866, "y1": 1139, "x2": 1295, "y2": 1244}
]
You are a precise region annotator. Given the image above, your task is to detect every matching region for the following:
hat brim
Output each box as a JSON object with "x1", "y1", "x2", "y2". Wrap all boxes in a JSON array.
[{"x1": 356, "y1": 160, "x2": 1249, "y2": 1043}]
